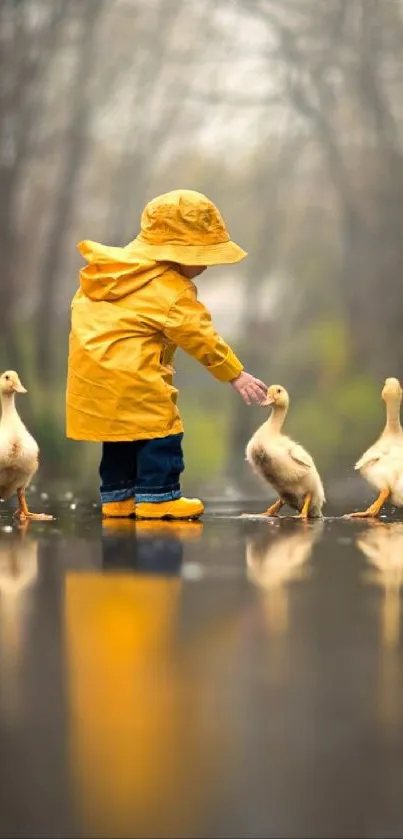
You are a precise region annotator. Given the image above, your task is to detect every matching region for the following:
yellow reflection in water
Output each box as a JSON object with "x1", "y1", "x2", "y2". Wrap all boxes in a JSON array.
[
  {"x1": 246, "y1": 522, "x2": 322, "y2": 636},
  {"x1": 65, "y1": 522, "x2": 223, "y2": 839},
  {"x1": 65, "y1": 573, "x2": 181, "y2": 836},
  {"x1": 357, "y1": 522, "x2": 403, "y2": 648}
]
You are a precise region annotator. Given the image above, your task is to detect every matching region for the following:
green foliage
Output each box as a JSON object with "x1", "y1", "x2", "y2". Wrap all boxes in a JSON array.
[
  {"x1": 288, "y1": 374, "x2": 381, "y2": 474},
  {"x1": 180, "y1": 402, "x2": 228, "y2": 483},
  {"x1": 307, "y1": 320, "x2": 349, "y2": 382},
  {"x1": 286, "y1": 398, "x2": 342, "y2": 472}
]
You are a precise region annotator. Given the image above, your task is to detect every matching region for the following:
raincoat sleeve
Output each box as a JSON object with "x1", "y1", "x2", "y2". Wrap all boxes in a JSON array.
[{"x1": 163, "y1": 290, "x2": 243, "y2": 382}]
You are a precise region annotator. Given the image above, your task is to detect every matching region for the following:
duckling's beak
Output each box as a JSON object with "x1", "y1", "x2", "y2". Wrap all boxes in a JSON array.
[
  {"x1": 14, "y1": 383, "x2": 27, "y2": 394},
  {"x1": 262, "y1": 395, "x2": 275, "y2": 407}
]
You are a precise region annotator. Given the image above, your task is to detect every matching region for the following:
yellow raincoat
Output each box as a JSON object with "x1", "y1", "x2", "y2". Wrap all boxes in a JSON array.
[{"x1": 66, "y1": 241, "x2": 244, "y2": 442}]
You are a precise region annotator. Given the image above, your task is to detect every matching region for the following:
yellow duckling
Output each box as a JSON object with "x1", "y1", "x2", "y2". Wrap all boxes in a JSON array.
[
  {"x1": 245, "y1": 384, "x2": 325, "y2": 518},
  {"x1": 345, "y1": 377, "x2": 403, "y2": 518},
  {"x1": 0, "y1": 371, "x2": 53, "y2": 522}
]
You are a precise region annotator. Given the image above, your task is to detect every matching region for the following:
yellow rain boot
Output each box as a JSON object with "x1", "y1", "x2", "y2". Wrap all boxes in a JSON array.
[
  {"x1": 102, "y1": 498, "x2": 136, "y2": 519},
  {"x1": 136, "y1": 497, "x2": 204, "y2": 521}
]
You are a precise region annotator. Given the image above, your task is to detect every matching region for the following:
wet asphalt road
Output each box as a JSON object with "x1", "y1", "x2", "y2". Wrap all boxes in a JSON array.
[{"x1": 1, "y1": 500, "x2": 403, "y2": 837}]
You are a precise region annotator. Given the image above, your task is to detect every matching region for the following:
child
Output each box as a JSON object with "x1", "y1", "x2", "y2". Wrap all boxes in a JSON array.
[{"x1": 66, "y1": 189, "x2": 267, "y2": 520}]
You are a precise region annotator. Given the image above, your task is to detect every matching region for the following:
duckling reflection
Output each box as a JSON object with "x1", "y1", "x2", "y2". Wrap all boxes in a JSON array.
[
  {"x1": 356, "y1": 522, "x2": 403, "y2": 733},
  {"x1": 246, "y1": 522, "x2": 323, "y2": 635},
  {"x1": 357, "y1": 522, "x2": 403, "y2": 648},
  {"x1": 0, "y1": 524, "x2": 38, "y2": 720},
  {"x1": 102, "y1": 519, "x2": 203, "y2": 575}
]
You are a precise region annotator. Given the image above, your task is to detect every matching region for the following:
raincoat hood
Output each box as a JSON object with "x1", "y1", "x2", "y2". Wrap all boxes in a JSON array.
[{"x1": 78, "y1": 239, "x2": 170, "y2": 302}]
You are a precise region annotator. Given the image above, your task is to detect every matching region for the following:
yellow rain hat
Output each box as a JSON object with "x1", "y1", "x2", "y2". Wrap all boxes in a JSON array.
[{"x1": 127, "y1": 189, "x2": 247, "y2": 266}]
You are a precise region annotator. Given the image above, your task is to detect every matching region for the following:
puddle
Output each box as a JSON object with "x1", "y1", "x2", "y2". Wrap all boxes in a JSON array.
[{"x1": 0, "y1": 501, "x2": 403, "y2": 836}]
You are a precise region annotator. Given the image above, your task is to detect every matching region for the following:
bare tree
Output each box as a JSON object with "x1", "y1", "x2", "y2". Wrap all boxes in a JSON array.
[
  {"x1": 106, "y1": 0, "x2": 219, "y2": 244},
  {"x1": 227, "y1": 0, "x2": 403, "y2": 377},
  {"x1": 34, "y1": 0, "x2": 106, "y2": 383},
  {"x1": 0, "y1": 0, "x2": 67, "y2": 366}
]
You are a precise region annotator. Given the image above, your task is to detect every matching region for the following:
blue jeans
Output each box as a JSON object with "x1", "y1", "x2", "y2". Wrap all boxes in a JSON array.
[{"x1": 99, "y1": 433, "x2": 184, "y2": 504}]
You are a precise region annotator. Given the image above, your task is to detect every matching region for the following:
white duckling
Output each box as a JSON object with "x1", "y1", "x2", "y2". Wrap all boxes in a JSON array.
[
  {"x1": 345, "y1": 377, "x2": 403, "y2": 518},
  {"x1": 245, "y1": 384, "x2": 325, "y2": 518},
  {"x1": 0, "y1": 371, "x2": 53, "y2": 521}
]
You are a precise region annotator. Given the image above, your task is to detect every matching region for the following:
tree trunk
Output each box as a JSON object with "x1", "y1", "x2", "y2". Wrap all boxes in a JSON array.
[{"x1": 35, "y1": 0, "x2": 105, "y2": 384}]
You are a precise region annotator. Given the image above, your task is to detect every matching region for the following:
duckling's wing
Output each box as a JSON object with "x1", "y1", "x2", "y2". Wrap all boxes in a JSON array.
[
  {"x1": 355, "y1": 447, "x2": 383, "y2": 471},
  {"x1": 288, "y1": 443, "x2": 314, "y2": 469}
]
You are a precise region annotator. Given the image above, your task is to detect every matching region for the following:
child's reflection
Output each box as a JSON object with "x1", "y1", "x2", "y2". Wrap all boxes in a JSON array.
[
  {"x1": 101, "y1": 520, "x2": 203, "y2": 575},
  {"x1": 65, "y1": 519, "x2": 213, "y2": 838}
]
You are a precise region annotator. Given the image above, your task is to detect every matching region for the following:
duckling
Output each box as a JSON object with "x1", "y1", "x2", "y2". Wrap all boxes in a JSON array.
[
  {"x1": 0, "y1": 371, "x2": 53, "y2": 521},
  {"x1": 245, "y1": 384, "x2": 325, "y2": 518},
  {"x1": 345, "y1": 377, "x2": 403, "y2": 518}
]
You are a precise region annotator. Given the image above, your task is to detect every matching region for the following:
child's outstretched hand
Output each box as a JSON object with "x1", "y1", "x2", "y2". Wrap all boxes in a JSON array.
[{"x1": 230, "y1": 372, "x2": 268, "y2": 405}]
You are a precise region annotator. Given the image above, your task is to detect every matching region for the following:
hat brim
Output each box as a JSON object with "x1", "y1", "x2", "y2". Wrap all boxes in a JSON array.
[{"x1": 131, "y1": 237, "x2": 247, "y2": 266}]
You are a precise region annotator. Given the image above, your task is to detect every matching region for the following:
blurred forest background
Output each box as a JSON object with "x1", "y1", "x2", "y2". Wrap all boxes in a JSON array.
[{"x1": 1, "y1": 0, "x2": 403, "y2": 501}]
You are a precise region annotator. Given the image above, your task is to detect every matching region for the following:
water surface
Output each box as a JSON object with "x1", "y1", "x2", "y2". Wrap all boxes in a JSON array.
[{"x1": 0, "y1": 500, "x2": 403, "y2": 838}]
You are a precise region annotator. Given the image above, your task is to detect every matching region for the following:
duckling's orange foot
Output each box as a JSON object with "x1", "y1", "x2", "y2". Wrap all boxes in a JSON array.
[
  {"x1": 14, "y1": 510, "x2": 54, "y2": 522},
  {"x1": 263, "y1": 499, "x2": 284, "y2": 517},
  {"x1": 241, "y1": 499, "x2": 284, "y2": 518},
  {"x1": 293, "y1": 494, "x2": 311, "y2": 520},
  {"x1": 28, "y1": 512, "x2": 54, "y2": 520},
  {"x1": 343, "y1": 510, "x2": 378, "y2": 519},
  {"x1": 344, "y1": 489, "x2": 390, "y2": 519},
  {"x1": 240, "y1": 511, "x2": 278, "y2": 518},
  {"x1": 15, "y1": 488, "x2": 54, "y2": 521}
]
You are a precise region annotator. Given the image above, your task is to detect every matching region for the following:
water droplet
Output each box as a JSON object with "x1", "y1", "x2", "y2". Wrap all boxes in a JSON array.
[
  {"x1": 64, "y1": 491, "x2": 74, "y2": 501},
  {"x1": 182, "y1": 562, "x2": 204, "y2": 581},
  {"x1": 2, "y1": 526, "x2": 13, "y2": 533},
  {"x1": 69, "y1": 503, "x2": 77, "y2": 510},
  {"x1": 40, "y1": 492, "x2": 48, "y2": 501}
]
